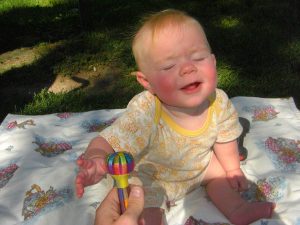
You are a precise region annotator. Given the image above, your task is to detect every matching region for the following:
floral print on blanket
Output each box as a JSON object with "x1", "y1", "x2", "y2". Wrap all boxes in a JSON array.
[
  {"x1": 81, "y1": 117, "x2": 117, "y2": 133},
  {"x1": 242, "y1": 176, "x2": 287, "y2": 202},
  {"x1": 184, "y1": 216, "x2": 230, "y2": 225},
  {"x1": 0, "y1": 163, "x2": 19, "y2": 188},
  {"x1": 32, "y1": 136, "x2": 72, "y2": 157},
  {"x1": 56, "y1": 112, "x2": 73, "y2": 119},
  {"x1": 242, "y1": 105, "x2": 279, "y2": 122},
  {"x1": 22, "y1": 184, "x2": 73, "y2": 222},
  {"x1": 265, "y1": 137, "x2": 300, "y2": 171},
  {"x1": 6, "y1": 119, "x2": 36, "y2": 130}
]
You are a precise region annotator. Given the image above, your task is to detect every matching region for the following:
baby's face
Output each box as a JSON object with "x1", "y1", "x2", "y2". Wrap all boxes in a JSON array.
[{"x1": 139, "y1": 22, "x2": 217, "y2": 109}]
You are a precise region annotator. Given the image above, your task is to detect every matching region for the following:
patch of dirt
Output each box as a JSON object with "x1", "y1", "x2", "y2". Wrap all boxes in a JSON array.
[
  {"x1": 48, "y1": 63, "x2": 125, "y2": 94},
  {"x1": 0, "y1": 42, "x2": 129, "y2": 121},
  {"x1": 0, "y1": 42, "x2": 63, "y2": 74},
  {"x1": 0, "y1": 40, "x2": 126, "y2": 94},
  {"x1": 48, "y1": 73, "x2": 85, "y2": 93}
]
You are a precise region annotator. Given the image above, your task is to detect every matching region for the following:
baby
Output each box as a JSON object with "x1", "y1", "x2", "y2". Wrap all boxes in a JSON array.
[{"x1": 76, "y1": 9, "x2": 275, "y2": 225}]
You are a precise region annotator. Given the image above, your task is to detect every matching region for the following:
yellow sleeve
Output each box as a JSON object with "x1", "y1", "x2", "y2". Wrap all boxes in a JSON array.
[
  {"x1": 215, "y1": 89, "x2": 243, "y2": 143},
  {"x1": 99, "y1": 91, "x2": 157, "y2": 158}
]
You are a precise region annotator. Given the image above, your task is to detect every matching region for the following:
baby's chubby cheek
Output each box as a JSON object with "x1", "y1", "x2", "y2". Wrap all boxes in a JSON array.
[{"x1": 152, "y1": 76, "x2": 176, "y2": 95}]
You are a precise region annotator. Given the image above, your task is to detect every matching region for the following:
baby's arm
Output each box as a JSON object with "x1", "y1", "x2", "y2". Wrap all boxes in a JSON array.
[
  {"x1": 84, "y1": 135, "x2": 114, "y2": 159},
  {"x1": 213, "y1": 140, "x2": 248, "y2": 192},
  {"x1": 75, "y1": 136, "x2": 114, "y2": 198}
]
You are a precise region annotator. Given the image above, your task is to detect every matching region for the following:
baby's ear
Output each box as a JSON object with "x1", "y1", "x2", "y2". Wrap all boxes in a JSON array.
[
  {"x1": 211, "y1": 54, "x2": 217, "y2": 66},
  {"x1": 136, "y1": 71, "x2": 154, "y2": 93}
]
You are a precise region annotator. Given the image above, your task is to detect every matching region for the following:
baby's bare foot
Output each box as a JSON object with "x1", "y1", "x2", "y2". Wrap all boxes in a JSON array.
[{"x1": 229, "y1": 202, "x2": 275, "y2": 225}]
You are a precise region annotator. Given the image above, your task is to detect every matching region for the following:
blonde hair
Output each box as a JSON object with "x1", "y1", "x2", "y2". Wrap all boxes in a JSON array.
[{"x1": 132, "y1": 9, "x2": 210, "y2": 69}]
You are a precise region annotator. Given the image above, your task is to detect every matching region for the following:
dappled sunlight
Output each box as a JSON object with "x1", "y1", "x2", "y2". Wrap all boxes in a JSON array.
[
  {"x1": 213, "y1": 16, "x2": 241, "y2": 29},
  {"x1": 0, "y1": 40, "x2": 69, "y2": 121},
  {"x1": 0, "y1": 0, "x2": 77, "y2": 13},
  {"x1": 217, "y1": 61, "x2": 241, "y2": 89},
  {"x1": 0, "y1": 0, "x2": 299, "y2": 121},
  {"x1": 278, "y1": 39, "x2": 300, "y2": 62},
  {"x1": 0, "y1": 0, "x2": 80, "y2": 54}
]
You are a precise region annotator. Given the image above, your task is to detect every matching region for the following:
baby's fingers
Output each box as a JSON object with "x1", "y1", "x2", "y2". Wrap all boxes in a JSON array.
[
  {"x1": 228, "y1": 178, "x2": 239, "y2": 191},
  {"x1": 77, "y1": 158, "x2": 94, "y2": 169},
  {"x1": 238, "y1": 177, "x2": 248, "y2": 191},
  {"x1": 76, "y1": 170, "x2": 91, "y2": 186},
  {"x1": 97, "y1": 158, "x2": 108, "y2": 174},
  {"x1": 75, "y1": 174, "x2": 86, "y2": 198},
  {"x1": 75, "y1": 183, "x2": 84, "y2": 198}
]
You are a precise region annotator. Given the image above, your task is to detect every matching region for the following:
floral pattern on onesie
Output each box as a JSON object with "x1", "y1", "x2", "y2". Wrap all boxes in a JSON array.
[{"x1": 100, "y1": 89, "x2": 242, "y2": 210}]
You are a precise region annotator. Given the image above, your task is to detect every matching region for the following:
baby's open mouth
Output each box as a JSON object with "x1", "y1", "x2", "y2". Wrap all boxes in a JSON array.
[{"x1": 181, "y1": 82, "x2": 201, "y2": 91}]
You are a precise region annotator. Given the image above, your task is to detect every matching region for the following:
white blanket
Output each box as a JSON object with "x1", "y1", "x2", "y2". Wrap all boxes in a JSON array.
[{"x1": 0, "y1": 97, "x2": 300, "y2": 225}]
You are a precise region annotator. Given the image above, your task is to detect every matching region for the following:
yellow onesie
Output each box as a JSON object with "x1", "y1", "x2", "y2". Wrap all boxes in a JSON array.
[{"x1": 100, "y1": 89, "x2": 242, "y2": 210}]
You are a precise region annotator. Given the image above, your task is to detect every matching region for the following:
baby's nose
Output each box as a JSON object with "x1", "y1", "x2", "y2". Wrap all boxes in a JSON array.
[{"x1": 180, "y1": 63, "x2": 197, "y2": 76}]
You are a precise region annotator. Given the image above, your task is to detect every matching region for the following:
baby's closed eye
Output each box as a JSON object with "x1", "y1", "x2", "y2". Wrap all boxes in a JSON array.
[{"x1": 162, "y1": 64, "x2": 176, "y2": 71}]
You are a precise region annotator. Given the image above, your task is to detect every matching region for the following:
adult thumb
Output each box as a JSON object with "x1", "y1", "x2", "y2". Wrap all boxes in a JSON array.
[{"x1": 123, "y1": 186, "x2": 144, "y2": 220}]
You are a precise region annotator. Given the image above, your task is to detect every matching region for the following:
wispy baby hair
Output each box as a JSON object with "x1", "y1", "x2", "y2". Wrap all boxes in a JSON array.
[{"x1": 132, "y1": 9, "x2": 209, "y2": 69}]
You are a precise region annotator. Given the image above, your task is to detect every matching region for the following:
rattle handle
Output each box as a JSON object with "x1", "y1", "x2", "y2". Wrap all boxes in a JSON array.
[{"x1": 118, "y1": 187, "x2": 129, "y2": 214}]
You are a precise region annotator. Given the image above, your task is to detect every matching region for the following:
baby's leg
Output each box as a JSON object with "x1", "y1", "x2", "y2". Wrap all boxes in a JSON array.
[
  {"x1": 202, "y1": 153, "x2": 275, "y2": 225},
  {"x1": 139, "y1": 207, "x2": 164, "y2": 225}
]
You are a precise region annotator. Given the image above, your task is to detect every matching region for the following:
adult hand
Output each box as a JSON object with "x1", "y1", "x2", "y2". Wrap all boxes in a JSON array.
[{"x1": 95, "y1": 185, "x2": 144, "y2": 225}]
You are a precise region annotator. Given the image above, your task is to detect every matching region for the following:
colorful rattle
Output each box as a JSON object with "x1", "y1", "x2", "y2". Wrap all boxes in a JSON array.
[{"x1": 106, "y1": 151, "x2": 134, "y2": 213}]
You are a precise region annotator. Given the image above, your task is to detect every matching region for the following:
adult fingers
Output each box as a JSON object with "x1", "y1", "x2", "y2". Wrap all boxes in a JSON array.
[
  {"x1": 94, "y1": 188, "x2": 120, "y2": 225},
  {"x1": 122, "y1": 186, "x2": 144, "y2": 221}
]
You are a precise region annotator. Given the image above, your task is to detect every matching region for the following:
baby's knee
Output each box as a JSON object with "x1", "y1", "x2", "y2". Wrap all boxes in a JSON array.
[{"x1": 202, "y1": 156, "x2": 226, "y2": 185}]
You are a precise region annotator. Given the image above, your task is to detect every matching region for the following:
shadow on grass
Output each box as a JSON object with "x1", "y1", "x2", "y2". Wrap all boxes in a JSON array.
[
  {"x1": 0, "y1": 0, "x2": 299, "y2": 122},
  {"x1": 0, "y1": 46, "x2": 61, "y2": 120},
  {"x1": 0, "y1": 1, "x2": 80, "y2": 53}
]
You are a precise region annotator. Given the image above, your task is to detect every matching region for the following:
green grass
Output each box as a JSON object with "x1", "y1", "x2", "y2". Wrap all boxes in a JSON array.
[{"x1": 0, "y1": 0, "x2": 299, "y2": 122}]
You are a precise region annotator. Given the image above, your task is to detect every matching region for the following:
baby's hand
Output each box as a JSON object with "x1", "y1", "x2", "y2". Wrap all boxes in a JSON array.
[
  {"x1": 226, "y1": 168, "x2": 248, "y2": 192},
  {"x1": 75, "y1": 154, "x2": 108, "y2": 198}
]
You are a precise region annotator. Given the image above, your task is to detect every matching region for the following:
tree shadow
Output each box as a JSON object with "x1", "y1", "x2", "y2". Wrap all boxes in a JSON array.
[
  {"x1": 0, "y1": 41, "x2": 69, "y2": 120},
  {"x1": 76, "y1": 0, "x2": 300, "y2": 106},
  {"x1": 191, "y1": 1, "x2": 299, "y2": 105},
  {"x1": 0, "y1": 2, "x2": 80, "y2": 53},
  {"x1": 0, "y1": 1, "x2": 299, "y2": 122}
]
